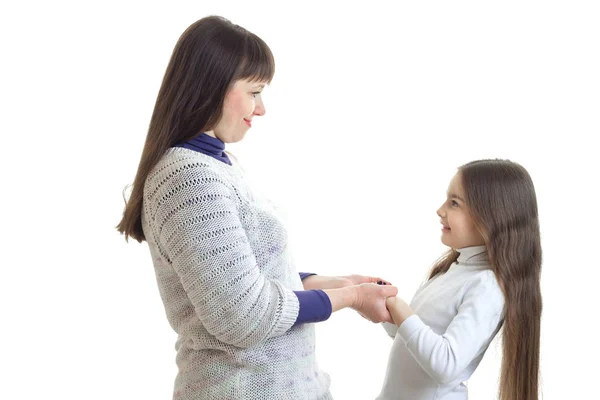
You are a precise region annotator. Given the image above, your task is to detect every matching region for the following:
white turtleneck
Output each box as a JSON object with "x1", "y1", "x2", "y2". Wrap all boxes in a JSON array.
[{"x1": 376, "y1": 246, "x2": 505, "y2": 400}]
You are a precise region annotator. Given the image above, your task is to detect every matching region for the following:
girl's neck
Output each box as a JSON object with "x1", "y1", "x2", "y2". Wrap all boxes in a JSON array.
[{"x1": 455, "y1": 245, "x2": 487, "y2": 265}]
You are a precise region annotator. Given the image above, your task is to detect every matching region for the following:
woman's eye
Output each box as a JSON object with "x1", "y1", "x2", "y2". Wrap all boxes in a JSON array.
[
  {"x1": 251, "y1": 92, "x2": 261, "y2": 97},
  {"x1": 451, "y1": 200, "x2": 459, "y2": 207}
]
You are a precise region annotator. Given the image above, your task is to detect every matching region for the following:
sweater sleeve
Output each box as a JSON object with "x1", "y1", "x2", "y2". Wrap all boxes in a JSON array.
[
  {"x1": 147, "y1": 166, "x2": 299, "y2": 349},
  {"x1": 396, "y1": 281, "x2": 504, "y2": 384}
]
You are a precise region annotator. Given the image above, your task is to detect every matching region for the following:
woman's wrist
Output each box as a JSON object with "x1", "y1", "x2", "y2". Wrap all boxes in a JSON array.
[{"x1": 323, "y1": 286, "x2": 358, "y2": 312}]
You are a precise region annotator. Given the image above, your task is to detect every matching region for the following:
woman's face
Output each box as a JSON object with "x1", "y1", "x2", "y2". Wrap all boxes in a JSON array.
[{"x1": 208, "y1": 79, "x2": 268, "y2": 143}]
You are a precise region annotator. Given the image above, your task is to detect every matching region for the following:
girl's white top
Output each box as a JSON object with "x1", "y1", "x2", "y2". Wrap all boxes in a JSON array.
[{"x1": 377, "y1": 246, "x2": 505, "y2": 400}]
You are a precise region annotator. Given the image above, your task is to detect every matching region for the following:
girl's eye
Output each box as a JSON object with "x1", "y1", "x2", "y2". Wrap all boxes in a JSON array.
[
  {"x1": 251, "y1": 92, "x2": 261, "y2": 98},
  {"x1": 451, "y1": 200, "x2": 459, "y2": 207}
]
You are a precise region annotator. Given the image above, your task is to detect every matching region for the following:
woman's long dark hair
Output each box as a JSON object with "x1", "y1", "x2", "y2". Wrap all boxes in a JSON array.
[
  {"x1": 429, "y1": 159, "x2": 542, "y2": 400},
  {"x1": 117, "y1": 16, "x2": 274, "y2": 242}
]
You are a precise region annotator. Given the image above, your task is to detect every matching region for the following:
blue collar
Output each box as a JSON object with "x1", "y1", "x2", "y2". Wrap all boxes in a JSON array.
[{"x1": 174, "y1": 133, "x2": 232, "y2": 165}]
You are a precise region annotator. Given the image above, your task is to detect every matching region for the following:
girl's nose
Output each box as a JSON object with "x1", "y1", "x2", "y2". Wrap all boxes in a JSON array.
[{"x1": 436, "y1": 206, "x2": 444, "y2": 218}]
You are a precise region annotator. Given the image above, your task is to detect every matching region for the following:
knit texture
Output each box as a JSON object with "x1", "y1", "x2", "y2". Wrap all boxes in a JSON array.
[{"x1": 141, "y1": 148, "x2": 332, "y2": 399}]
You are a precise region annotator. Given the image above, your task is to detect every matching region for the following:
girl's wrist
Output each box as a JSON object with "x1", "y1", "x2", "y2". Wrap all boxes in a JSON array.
[{"x1": 386, "y1": 297, "x2": 414, "y2": 326}]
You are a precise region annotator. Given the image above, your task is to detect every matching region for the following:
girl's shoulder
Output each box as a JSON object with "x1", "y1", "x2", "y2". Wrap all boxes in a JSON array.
[{"x1": 460, "y1": 269, "x2": 505, "y2": 314}]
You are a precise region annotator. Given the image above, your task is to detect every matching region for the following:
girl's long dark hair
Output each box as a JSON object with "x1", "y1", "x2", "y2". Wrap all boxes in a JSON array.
[
  {"x1": 429, "y1": 159, "x2": 542, "y2": 400},
  {"x1": 117, "y1": 16, "x2": 274, "y2": 242}
]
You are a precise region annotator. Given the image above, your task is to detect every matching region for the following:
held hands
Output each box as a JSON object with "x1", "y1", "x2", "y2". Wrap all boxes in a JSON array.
[
  {"x1": 351, "y1": 283, "x2": 398, "y2": 324},
  {"x1": 305, "y1": 274, "x2": 398, "y2": 323}
]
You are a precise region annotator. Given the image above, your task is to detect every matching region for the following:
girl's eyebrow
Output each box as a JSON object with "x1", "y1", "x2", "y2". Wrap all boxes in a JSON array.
[{"x1": 448, "y1": 192, "x2": 465, "y2": 202}]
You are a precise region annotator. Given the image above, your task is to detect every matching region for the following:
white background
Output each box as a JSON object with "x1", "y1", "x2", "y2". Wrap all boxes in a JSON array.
[{"x1": 1, "y1": 1, "x2": 599, "y2": 399}]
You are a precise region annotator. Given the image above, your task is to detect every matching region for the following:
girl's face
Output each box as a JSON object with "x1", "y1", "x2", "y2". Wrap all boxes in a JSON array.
[
  {"x1": 437, "y1": 173, "x2": 485, "y2": 249},
  {"x1": 207, "y1": 79, "x2": 268, "y2": 143}
]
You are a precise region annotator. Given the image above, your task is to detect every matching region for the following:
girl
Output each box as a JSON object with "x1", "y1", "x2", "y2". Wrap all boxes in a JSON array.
[
  {"x1": 116, "y1": 16, "x2": 397, "y2": 400},
  {"x1": 377, "y1": 159, "x2": 542, "y2": 400}
]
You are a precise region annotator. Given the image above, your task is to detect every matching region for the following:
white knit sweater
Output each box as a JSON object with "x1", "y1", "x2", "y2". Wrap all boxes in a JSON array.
[
  {"x1": 141, "y1": 148, "x2": 332, "y2": 399},
  {"x1": 377, "y1": 246, "x2": 505, "y2": 400}
]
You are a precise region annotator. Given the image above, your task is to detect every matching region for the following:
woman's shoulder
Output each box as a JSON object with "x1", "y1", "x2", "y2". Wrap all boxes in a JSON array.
[
  {"x1": 144, "y1": 148, "x2": 237, "y2": 201},
  {"x1": 151, "y1": 147, "x2": 215, "y2": 174},
  {"x1": 149, "y1": 147, "x2": 232, "y2": 183}
]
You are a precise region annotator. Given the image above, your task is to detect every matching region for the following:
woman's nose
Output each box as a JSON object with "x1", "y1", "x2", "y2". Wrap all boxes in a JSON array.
[{"x1": 253, "y1": 97, "x2": 266, "y2": 116}]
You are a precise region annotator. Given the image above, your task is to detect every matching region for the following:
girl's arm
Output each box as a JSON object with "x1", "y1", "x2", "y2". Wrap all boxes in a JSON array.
[
  {"x1": 382, "y1": 322, "x2": 398, "y2": 338},
  {"x1": 386, "y1": 296, "x2": 414, "y2": 325},
  {"x1": 384, "y1": 282, "x2": 504, "y2": 384},
  {"x1": 380, "y1": 297, "x2": 413, "y2": 339}
]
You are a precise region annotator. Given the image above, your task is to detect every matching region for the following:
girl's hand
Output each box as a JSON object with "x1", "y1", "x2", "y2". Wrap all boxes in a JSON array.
[{"x1": 351, "y1": 283, "x2": 398, "y2": 323}]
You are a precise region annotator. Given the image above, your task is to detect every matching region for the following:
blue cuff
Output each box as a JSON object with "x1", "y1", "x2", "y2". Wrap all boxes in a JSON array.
[
  {"x1": 292, "y1": 290, "x2": 332, "y2": 326},
  {"x1": 299, "y1": 272, "x2": 317, "y2": 281}
]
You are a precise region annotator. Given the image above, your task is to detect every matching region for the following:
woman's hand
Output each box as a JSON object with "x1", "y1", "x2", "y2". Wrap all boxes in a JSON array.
[
  {"x1": 343, "y1": 274, "x2": 393, "y2": 286},
  {"x1": 385, "y1": 296, "x2": 414, "y2": 327},
  {"x1": 351, "y1": 283, "x2": 398, "y2": 323}
]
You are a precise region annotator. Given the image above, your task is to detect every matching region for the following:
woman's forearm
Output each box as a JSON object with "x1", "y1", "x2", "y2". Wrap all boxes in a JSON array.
[{"x1": 302, "y1": 275, "x2": 352, "y2": 290}]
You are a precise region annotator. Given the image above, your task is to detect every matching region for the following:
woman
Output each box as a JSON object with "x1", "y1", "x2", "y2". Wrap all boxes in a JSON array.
[{"x1": 117, "y1": 16, "x2": 397, "y2": 400}]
